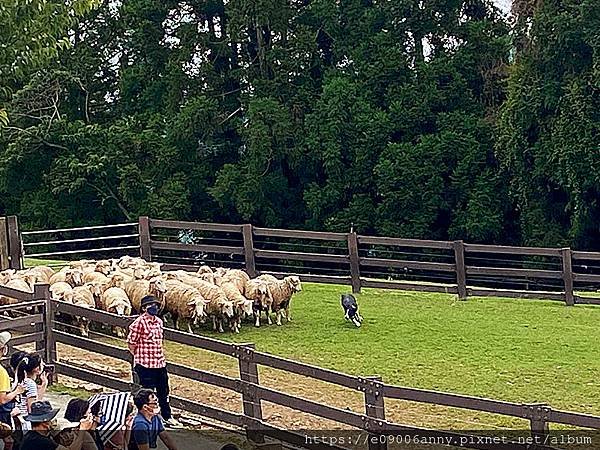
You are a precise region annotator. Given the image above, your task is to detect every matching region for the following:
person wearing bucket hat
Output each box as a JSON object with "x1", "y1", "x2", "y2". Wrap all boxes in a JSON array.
[
  {"x1": 0, "y1": 332, "x2": 26, "y2": 426},
  {"x1": 127, "y1": 296, "x2": 180, "y2": 428},
  {"x1": 20, "y1": 400, "x2": 94, "y2": 450}
]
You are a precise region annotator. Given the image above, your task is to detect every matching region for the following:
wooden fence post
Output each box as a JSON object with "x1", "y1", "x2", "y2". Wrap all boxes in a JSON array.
[
  {"x1": 138, "y1": 216, "x2": 152, "y2": 262},
  {"x1": 36, "y1": 283, "x2": 56, "y2": 384},
  {"x1": 560, "y1": 248, "x2": 574, "y2": 306},
  {"x1": 453, "y1": 240, "x2": 467, "y2": 300},
  {"x1": 527, "y1": 403, "x2": 550, "y2": 446},
  {"x1": 0, "y1": 217, "x2": 8, "y2": 271},
  {"x1": 363, "y1": 376, "x2": 386, "y2": 450},
  {"x1": 348, "y1": 232, "x2": 362, "y2": 294},
  {"x1": 242, "y1": 224, "x2": 257, "y2": 277},
  {"x1": 6, "y1": 216, "x2": 23, "y2": 270},
  {"x1": 237, "y1": 343, "x2": 264, "y2": 444}
]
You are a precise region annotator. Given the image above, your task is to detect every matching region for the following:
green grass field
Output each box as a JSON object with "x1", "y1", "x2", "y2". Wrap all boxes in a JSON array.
[{"x1": 200, "y1": 283, "x2": 600, "y2": 416}]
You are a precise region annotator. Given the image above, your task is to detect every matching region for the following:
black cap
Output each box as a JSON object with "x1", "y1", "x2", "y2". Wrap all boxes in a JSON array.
[{"x1": 140, "y1": 295, "x2": 160, "y2": 308}]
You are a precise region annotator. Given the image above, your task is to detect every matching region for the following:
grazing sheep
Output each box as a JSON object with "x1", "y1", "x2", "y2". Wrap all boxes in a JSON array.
[
  {"x1": 0, "y1": 270, "x2": 15, "y2": 285},
  {"x1": 99, "y1": 287, "x2": 132, "y2": 337},
  {"x1": 220, "y1": 281, "x2": 252, "y2": 333},
  {"x1": 163, "y1": 280, "x2": 208, "y2": 333},
  {"x1": 49, "y1": 282, "x2": 74, "y2": 303},
  {"x1": 49, "y1": 268, "x2": 83, "y2": 287},
  {"x1": 70, "y1": 284, "x2": 98, "y2": 337},
  {"x1": 25, "y1": 266, "x2": 55, "y2": 283},
  {"x1": 0, "y1": 277, "x2": 34, "y2": 308},
  {"x1": 244, "y1": 278, "x2": 273, "y2": 327},
  {"x1": 83, "y1": 271, "x2": 109, "y2": 284},
  {"x1": 124, "y1": 277, "x2": 167, "y2": 313},
  {"x1": 221, "y1": 270, "x2": 250, "y2": 294},
  {"x1": 256, "y1": 275, "x2": 302, "y2": 326}
]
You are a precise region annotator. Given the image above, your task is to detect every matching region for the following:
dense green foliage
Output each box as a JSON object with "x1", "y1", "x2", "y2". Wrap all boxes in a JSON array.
[{"x1": 0, "y1": 0, "x2": 598, "y2": 248}]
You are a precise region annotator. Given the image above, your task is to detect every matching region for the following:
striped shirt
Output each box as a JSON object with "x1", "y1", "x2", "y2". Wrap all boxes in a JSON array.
[{"x1": 127, "y1": 314, "x2": 166, "y2": 369}]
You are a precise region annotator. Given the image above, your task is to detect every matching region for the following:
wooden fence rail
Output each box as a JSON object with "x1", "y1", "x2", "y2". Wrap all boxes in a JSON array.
[{"x1": 7, "y1": 215, "x2": 600, "y2": 304}]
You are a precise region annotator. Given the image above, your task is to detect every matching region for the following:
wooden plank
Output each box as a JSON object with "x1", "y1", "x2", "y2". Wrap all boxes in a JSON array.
[
  {"x1": 256, "y1": 385, "x2": 366, "y2": 429},
  {"x1": 464, "y1": 243, "x2": 560, "y2": 257},
  {"x1": 26, "y1": 245, "x2": 140, "y2": 258},
  {"x1": 548, "y1": 409, "x2": 600, "y2": 429},
  {"x1": 574, "y1": 296, "x2": 600, "y2": 305},
  {"x1": 0, "y1": 285, "x2": 35, "y2": 301},
  {"x1": 55, "y1": 361, "x2": 135, "y2": 392},
  {"x1": 7, "y1": 216, "x2": 23, "y2": 270},
  {"x1": 364, "y1": 376, "x2": 386, "y2": 450},
  {"x1": 348, "y1": 232, "x2": 361, "y2": 294},
  {"x1": 166, "y1": 363, "x2": 241, "y2": 393},
  {"x1": 52, "y1": 301, "x2": 134, "y2": 328},
  {"x1": 22, "y1": 223, "x2": 137, "y2": 235},
  {"x1": 573, "y1": 273, "x2": 600, "y2": 283},
  {"x1": 138, "y1": 216, "x2": 151, "y2": 261},
  {"x1": 384, "y1": 385, "x2": 526, "y2": 418},
  {"x1": 359, "y1": 257, "x2": 455, "y2": 272},
  {"x1": 163, "y1": 328, "x2": 235, "y2": 355},
  {"x1": 0, "y1": 217, "x2": 8, "y2": 271},
  {"x1": 253, "y1": 352, "x2": 361, "y2": 390},
  {"x1": 150, "y1": 219, "x2": 243, "y2": 233},
  {"x1": 255, "y1": 249, "x2": 348, "y2": 264},
  {"x1": 256, "y1": 271, "x2": 352, "y2": 286},
  {"x1": 360, "y1": 279, "x2": 458, "y2": 294},
  {"x1": 242, "y1": 224, "x2": 257, "y2": 277},
  {"x1": 238, "y1": 343, "x2": 264, "y2": 443},
  {"x1": 358, "y1": 235, "x2": 453, "y2": 249},
  {"x1": 0, "y1": 314, "x2": 43, "y2": 332},
  {"x1": 10, "y1": 332, "x2": 44, "y2": 346},
  {"x1": 0, "y1": 301, "x2": 45, "y2": 314},
  {"x1": 23, "y1": 234, "x2": 139, "y2": 247},
  {"x1": 467, "y1": 288, "x2": 565, "y2": 301},
  {"x1": 253, "y1": 227, "x2": 347, "y2": 241},
  {"x1": 453, "y1": 241, "x2": 467, "y2": 300},
  {"x1": 466, "y1": 266, "x2": 563, "y2": 279},
  {"x1": 169, "y1": 396, "x2": 244, "y2": 428},
  {"x1": 150, "y1": 241, "x2": 244, "y2": 255},
  {"x1": 571, "y1": 251, "x2": 600, "y2": 261},
  {"x1": 54, "y1": 331, "x2": 131, "y2": 361},
  {"x1": 561, "y1": 248, "x2": 574, "y2": 306}
]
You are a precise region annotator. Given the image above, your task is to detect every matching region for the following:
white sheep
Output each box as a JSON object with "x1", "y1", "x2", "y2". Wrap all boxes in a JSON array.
[
  {"x1": 163, "y1": 280, "x2": 208, "y2": 333},
  {"x1": 70, "y1": 284, "x2": 98, "y2": 337},
  {"x1": 221, "y1": 269, "x2": 250, "y2": 294},
  {"x1": 0, "y1": 276, "x2": 34, "y2": 308},
  {"x1": 99, "y1": 287, "x2": 132, "y2": 337},
  {"x1": 49, "y1": 281, "x2": 74, "y2": 303},
  {"x1": 124, "y1": 277, "x2": 167, "y2": 313},
  {"x1": 24, "y1": 266, "x2": 55, "y2": 283},
  {"x1": 244, "y1": 278, "x2": 273, "y2": 327},
  {"x1": 220, "y1": 281, "x2": 252, "y2": 333},
  {"x1": 49, "y1": 268, "x2": 84, "y2": 287},
  {"x1": 256, "y1": 275, "x2": 302, "y2": 326}
]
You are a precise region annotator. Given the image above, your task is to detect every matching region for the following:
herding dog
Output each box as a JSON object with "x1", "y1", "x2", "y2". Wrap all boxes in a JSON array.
[{"x1": 341, "y1": 293, "x2": 363, "y2": 327}]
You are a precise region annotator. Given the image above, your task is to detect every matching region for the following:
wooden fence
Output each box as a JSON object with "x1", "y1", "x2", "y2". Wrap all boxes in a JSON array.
[
  {"x1": 6, "y1": 215, "x2": 600, "y2": 304},
  {"x1": 1, "y1": 282, "x2": 600, "y2": 449}
]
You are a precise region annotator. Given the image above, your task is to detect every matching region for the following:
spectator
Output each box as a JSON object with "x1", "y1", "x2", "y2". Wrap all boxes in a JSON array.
[
  {"x1": 103, "y1": 402, "x2": 134, "y2": 450},
  {"x1": 15, "y1": 353, "x2": 48, "y2": 430},
  {"x1": 55, "y1": 399, "x2": 102, "y2": 450},
  {"x1": 127, "y1": 296, "x2": 179, "y2": 427},
  {"x1": 0, "y1": 334, "x2": 25, "y2": 428},
  {"x1": 129, "y1": 389, "x2": 178, "y2": 450},
  {"x1": 19, "y1": 400, "x2": 94, "y2": 450}
]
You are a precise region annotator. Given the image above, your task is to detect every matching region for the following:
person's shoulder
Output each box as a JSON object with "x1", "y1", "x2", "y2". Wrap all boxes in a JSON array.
[{"x1": 132, "y1": 413, "x2": 149, "y2": 428}]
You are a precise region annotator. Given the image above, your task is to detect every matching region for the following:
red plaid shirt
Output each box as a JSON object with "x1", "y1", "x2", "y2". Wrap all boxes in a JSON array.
[{"x1": 127, "y1": 313, "x2": 166, "y2": 369}]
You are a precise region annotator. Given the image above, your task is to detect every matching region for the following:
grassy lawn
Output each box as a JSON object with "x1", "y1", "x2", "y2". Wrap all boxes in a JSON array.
[{"x1": 198, "y1": 283, "x2": 600, "y2": 416}]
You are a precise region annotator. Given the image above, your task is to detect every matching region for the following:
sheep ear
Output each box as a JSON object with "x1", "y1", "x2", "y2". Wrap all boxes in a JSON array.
[{"x1": 187, "y1": 299, "x2": 196, "y2": 306}]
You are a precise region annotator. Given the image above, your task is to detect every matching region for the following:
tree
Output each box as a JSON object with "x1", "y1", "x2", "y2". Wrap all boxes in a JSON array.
[{"x1": 496, "y1": 0, "x2": 600, "y2": 248}]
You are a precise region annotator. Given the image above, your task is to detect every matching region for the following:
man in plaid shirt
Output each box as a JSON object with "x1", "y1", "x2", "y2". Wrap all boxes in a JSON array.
[{"x1": 127, "y1": 295, "x2": 181, "y2": 428}]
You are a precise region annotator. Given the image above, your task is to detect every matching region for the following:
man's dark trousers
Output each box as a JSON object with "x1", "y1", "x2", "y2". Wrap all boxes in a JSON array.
[{"x1": 134, "y1": 364, "x2": 172, "y2": 420}]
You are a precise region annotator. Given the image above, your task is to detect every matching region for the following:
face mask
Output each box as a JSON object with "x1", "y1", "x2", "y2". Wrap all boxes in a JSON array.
[{"x1": 146, "y1": 305, "x2": 159, "y2": 316}]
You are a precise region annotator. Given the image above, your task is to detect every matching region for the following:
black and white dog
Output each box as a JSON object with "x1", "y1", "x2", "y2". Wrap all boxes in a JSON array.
[{"x1": 341, "y1": 294, "x2": 363, "y2": 327}]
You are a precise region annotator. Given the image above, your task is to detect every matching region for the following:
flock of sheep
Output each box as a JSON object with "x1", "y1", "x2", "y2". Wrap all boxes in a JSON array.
[{"x1": 0, "y1": 256, "x2": 303, "y2": 336}]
